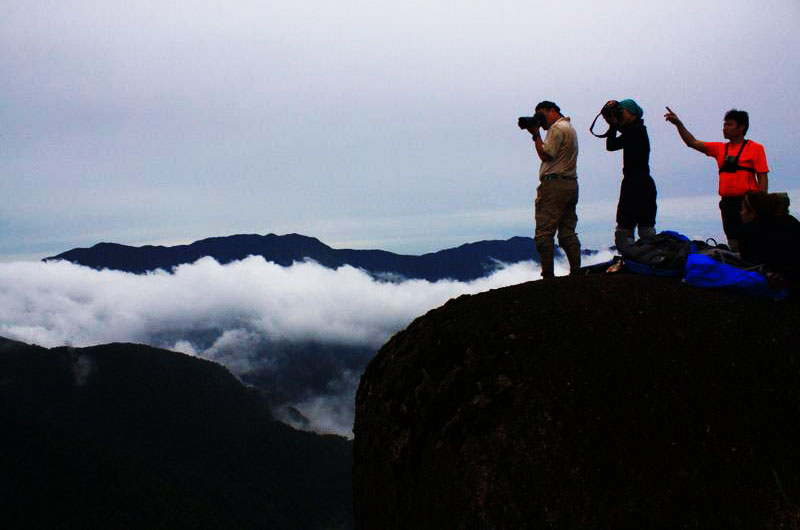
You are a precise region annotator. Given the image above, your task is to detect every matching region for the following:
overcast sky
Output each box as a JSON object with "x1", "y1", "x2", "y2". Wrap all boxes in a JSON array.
[{"x1": 2, "y1": 0, "x2": 798, "y2": 260}]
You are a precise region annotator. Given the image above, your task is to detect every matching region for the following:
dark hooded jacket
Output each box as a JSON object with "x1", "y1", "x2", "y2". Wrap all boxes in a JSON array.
[{"x1": 606, "y1": 118, "x2": 650, "y2": 178}]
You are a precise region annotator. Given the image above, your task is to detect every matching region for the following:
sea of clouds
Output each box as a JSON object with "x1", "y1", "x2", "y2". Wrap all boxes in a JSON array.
[{"x1": 0, "y1": 252, "x2": 612, "y2": 437}]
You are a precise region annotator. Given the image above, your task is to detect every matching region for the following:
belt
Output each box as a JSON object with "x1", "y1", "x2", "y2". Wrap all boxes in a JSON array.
[{"x1": 541, "y1": 173, "x2": 577, "y2": 181}]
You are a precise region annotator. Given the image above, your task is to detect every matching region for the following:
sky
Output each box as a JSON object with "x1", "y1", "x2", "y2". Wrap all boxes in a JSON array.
[{"x1": 2, "y1": 0, "x2": 799, "y2": 260}]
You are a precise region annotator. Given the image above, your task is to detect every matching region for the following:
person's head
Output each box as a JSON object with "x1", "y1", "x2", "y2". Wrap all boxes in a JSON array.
[
  {"x1": 534, "y1": 101, "x2": 562, "y2": 130},
  {"x1": 740, "y1": 191, "x2": 781, "y2": 223},
  {"x1": 617, "y1": 99, "x2": 643, "y2": 125},
  {"x1": 723, "y1": 109, "x2": 749, "y2": 140}
]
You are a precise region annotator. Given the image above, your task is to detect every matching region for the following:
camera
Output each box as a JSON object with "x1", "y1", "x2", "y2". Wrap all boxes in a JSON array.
[
  {"x1": 601, "y1": 101, "x2": 624, "y2": 122},
  {"x1": 720, "y1": 156, "x2": 740, "y2": 173},
  {"x1": 518, "y1": 112, "x2": 547, "y2": 130},
  {"x1": 590, "y1": 101, "x2": 624, "y2": 138}
]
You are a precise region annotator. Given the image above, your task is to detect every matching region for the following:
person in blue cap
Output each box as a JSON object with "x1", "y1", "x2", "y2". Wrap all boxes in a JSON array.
[{"x1": 603, "y1": 99, "x2": 658, "y2": 251}]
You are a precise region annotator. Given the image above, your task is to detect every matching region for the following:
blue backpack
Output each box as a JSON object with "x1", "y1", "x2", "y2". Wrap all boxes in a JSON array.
[{"x1": 684, "y1": 251, "x2": 788, "y2": 301}]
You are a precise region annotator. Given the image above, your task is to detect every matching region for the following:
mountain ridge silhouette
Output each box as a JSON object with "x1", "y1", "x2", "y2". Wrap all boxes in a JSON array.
[{"x1": 44, "y1": 233, "x2": 596, "y2": 281}]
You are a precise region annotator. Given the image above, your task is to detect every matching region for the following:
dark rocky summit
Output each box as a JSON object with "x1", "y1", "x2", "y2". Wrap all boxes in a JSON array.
[{"x1": 353, "y1": 274, "x2": 800, "y2": 529}]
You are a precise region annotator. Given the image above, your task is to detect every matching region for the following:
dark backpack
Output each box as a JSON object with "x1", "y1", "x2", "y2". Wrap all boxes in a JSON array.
[{"x1": 621, "y1": 231, "x2": 694, "y2": 277}]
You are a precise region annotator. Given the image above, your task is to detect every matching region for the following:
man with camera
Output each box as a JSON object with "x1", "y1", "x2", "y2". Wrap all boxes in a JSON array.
[
  {"x1": 664, "y1": 107, "x2": 769, "y2": 252},
  {"x1": 519, "y1": 100, "x2": 581, "y2": 279},
  {"x1": 602, "y1": 99, "x2": 658, "y2": 251}
]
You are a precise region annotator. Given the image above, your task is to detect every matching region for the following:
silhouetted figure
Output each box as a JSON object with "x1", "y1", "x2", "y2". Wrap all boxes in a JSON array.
[
  {"x1": 523, "y1": 100, "x2": 581, "y2": 278},
  {"x1": 739, "y1": 191, "x2": 800, "y2": 296},
  {"x1": 603, "y1": 99, "x2": 658, "y2": 251}
]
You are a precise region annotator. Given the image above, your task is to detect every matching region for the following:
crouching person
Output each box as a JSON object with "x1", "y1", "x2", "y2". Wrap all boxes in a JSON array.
[{"x1": 739, "y1": 191, "x2": 800, "y2": 296}]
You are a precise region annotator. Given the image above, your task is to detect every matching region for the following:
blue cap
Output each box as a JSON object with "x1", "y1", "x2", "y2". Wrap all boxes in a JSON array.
[{"x1": 618, "y1": 99, "x2": 643, "y2": 118}]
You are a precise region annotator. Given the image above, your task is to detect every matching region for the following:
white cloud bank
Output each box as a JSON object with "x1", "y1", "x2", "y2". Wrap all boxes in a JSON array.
[{"x1": 0, "y1": 252, "x2": 613, "y2": 436}]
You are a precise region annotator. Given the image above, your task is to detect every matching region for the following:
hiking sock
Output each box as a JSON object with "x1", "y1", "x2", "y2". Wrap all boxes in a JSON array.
[
  {"x1": 638, "y1": 226, "x2": 656, "y2": 239},
  {"x1": 614, "y1": 226, "x2": 635, "y2": 253}
]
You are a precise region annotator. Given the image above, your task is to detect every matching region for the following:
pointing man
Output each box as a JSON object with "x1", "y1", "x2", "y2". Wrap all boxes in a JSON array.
[{"x1": 665, "y1": 107, "x2": 769, "y2": 252}]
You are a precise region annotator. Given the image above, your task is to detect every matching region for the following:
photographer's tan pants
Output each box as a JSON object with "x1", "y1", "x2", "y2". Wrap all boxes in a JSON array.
[{"x1": 534, "y1": 179, "x2": 581, "y2": 276}]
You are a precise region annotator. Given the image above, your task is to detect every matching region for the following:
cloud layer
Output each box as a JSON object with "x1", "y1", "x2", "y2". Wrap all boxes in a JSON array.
[{"x1": 0, "y1": 253, "x2": 612, "y2": 435}]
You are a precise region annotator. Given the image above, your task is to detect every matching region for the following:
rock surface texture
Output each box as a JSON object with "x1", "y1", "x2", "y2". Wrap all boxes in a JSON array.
[{"x1": 353, "y1": 274, "x2": 800, "y2": 529}]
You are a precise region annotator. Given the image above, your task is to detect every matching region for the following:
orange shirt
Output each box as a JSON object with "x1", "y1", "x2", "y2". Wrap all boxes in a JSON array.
[{"x1": 704, "y1": 140, "x2": 769, "y2": 196}]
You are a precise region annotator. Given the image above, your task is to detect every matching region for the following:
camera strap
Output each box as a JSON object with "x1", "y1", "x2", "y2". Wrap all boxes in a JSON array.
[
  {"x1": 719, "y1": 140, "x2": 755, "y2": 173},
  {"x1": 589, "y1": 111, "x2": 611, "y2": 138}
]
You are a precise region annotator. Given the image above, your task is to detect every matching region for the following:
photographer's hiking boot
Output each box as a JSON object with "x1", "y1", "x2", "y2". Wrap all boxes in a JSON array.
[
  {"x1": 538, "y1": 245, "x2": 555, "y2": 279},
  {"x1": 563, "y1": 243, "x2": 581, "y2": 275}
]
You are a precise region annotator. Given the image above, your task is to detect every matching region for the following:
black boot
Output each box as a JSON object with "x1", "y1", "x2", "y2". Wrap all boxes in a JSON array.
[
  {"x1": 563, "y1": 243, "x2": 581, "y2": 275},
  {"x1": 538, "y1": 244, "x2": 555, "y2": 279}
]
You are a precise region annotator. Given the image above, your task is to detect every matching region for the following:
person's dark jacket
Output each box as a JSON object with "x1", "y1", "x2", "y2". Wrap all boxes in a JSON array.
[
  {"x1": 740, "y1": 214, "x2": 800, "y2": 294},
  {"x1": 606, "y1": 118, "x2": 650, "y2": 178}
]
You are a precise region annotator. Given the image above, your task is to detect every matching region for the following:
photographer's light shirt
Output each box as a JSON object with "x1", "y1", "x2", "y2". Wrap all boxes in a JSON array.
[{"x1": 539, "y1": 117, "x2": 578, "y2": 179}]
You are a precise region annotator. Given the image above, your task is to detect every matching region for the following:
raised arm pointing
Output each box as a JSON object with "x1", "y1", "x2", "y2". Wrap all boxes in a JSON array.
[{"x1": 664, "y1": 106, "x2": 707, "y2": 153}]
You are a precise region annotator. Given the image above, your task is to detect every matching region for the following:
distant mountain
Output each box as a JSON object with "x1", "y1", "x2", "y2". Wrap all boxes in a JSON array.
[
  {"x1": 0, "y1": 337, "x2": 353, "y2": 529},
  {"x1": 44, "y1": 233, "x2": 589, "y2": 281}
]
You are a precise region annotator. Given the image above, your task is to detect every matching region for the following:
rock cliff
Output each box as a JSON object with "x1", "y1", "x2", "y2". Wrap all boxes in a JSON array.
[{"x1": 353, "y1": 274, "x2": 800, "y2": 529}]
